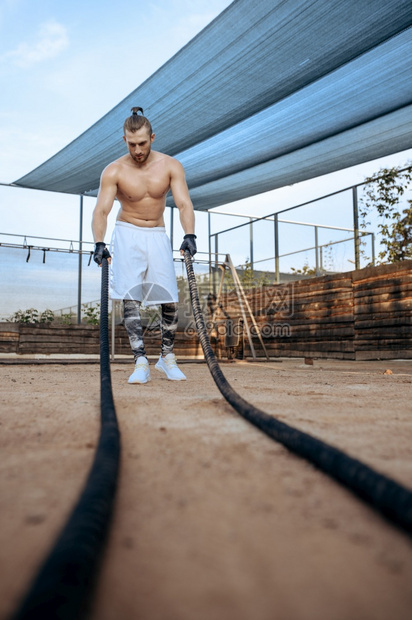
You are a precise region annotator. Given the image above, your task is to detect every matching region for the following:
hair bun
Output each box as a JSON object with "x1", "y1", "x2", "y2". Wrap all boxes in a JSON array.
[{"x1": 131, "y1": 106, "x2": 144, "y2": 116}]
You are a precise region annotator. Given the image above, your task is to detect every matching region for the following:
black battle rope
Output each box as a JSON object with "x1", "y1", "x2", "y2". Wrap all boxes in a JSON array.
[
  {"x1": 12, "y1": 258, "x2": 121, "y2": 620},
  {"x1": 184, "y1": 252, "x2": 412, "y2": 537}
]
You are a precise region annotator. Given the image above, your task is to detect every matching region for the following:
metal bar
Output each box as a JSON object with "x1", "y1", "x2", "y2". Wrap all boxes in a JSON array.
[
  {"x1": 371, "y1": 232, "x2": 376, "y2": 265},
  {"x1": 314, "y1": 226, "x2": 319, "y2": 276},
  {"x1": 0, "y1": 246, "x2": 207, "y2": 262},
  {"x1": 212, "y1": 213, "x2": 360, "y2": 238},
  {"x1": 111, "y1": 300, "x2": 116, "y2": 362},
  {"x1": 276, "y1": 219, "x2": 356, "y2": 231},
  {"x1": 353, "y1": 186, "x2": 360, "y2": 270},
  {"x1": 210, "y1": 212, "x2": 358, "y2": 233},
  {"x1": 249, "y1": 218, "x2": 254, "y2": 269},
  {"x1": 274, "y1": 213, "x2": 279, "y2": 283},
  {"x1": 208, "y1": 212, "x2": 212, "y2": 290},
  {"x1": 280, "y1": 234, "x2": 368, "y2": 258},
  {"x1": 212, "y1": 234, "x2": 219, "y2": 296},
  {"x1": 206, "y1": 209, "x2": 252, "y2": 219},
  {"x1": 170, "y1": 206, "x2": 174, "y2": 250},
  {"x1": 210, "y1": 264, "x2": 226, "y2": 327},
  {"x1": 0, "y1": 243, "x2": 93, "y2": 255},
  {"x1": 0, "y1": 231, "x2": 94, "y2": 245},
  {"x1": 77, "y1": 196, "x2": 83, "y2": 325}
]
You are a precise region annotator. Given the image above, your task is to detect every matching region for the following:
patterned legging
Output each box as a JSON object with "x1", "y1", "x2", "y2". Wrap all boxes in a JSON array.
[{"x1": 123, "y1": 300, "x2": 178, "y2": 359}]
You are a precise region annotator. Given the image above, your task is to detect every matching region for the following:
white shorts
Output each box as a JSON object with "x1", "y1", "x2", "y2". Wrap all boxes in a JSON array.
[{"x1": 109, "y1": 221, "x2": 179, "y2": 305}]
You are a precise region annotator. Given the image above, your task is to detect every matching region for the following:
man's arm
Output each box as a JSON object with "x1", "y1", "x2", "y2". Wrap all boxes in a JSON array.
[
  {"x1": 91, "y1": 164, "x2": 118, "y2": 243},
  {"x1": 170, "y1": 159, "x2": 195, "y2": 235},
  {"x1": 169, "y1": 159, "x2": 197, "y2": 256},
  {"x1": 91, "y1": 164, "x2": 118, "y2": 265}
]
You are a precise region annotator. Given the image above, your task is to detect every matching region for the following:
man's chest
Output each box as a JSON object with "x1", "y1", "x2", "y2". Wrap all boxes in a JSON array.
[{"x1": 118, "y1": 169, "x2": 170, "y2": 201}]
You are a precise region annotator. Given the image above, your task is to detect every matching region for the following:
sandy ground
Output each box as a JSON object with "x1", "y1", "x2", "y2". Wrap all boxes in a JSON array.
[{"x1": 0, "y1": 357, "x2": 412, "y2": 620}]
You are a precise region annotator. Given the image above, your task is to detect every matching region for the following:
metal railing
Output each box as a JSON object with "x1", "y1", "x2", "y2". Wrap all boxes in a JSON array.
[{"x1": 208, "y1": 182, "x2": 378, "y2": 283}]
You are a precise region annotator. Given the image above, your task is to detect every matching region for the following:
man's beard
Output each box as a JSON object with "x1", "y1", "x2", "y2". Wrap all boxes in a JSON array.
[{"x1": 132, "y1": 149, "x2": 150, "y2": 164}]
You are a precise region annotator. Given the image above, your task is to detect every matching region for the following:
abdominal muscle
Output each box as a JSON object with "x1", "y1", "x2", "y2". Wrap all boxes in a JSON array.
[{"x1": 116, "y1": 197, "x2": 166, "y2": 228}]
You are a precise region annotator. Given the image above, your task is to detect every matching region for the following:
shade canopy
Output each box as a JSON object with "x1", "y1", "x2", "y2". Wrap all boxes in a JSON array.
[{"x1": 14, "y1": 0, "x2": 412, "y2": 211}]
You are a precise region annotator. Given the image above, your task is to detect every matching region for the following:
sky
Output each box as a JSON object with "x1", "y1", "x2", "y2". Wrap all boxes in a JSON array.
[{"x1": 0, "y1": 0, "x2": 411, "y2": 260}]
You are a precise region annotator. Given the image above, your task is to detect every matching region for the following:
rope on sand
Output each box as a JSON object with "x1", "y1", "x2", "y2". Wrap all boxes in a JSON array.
[
  {"x1": 12, "y1": 257, "x2": 121, "y2": 620},
  {"x1": 184, "y1": 251, "x2": 412, "y2": 537}
]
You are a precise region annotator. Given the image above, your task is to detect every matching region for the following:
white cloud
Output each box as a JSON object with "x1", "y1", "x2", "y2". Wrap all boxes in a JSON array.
[{"x1": 1, "y1": 19, "x2": 69, "y2": 68}]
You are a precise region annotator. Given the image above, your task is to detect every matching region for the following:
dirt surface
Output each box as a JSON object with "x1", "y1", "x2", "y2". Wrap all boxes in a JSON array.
[{"x1": 1, "y1": 357, "x2": 412, "y2": 620}]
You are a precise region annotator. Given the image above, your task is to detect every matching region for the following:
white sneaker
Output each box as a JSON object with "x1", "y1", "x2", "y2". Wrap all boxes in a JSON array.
[
  {"x1": 155, "y1": 353, "x2": 186, "y2": 381},
  {"x1": 128, "y1": 356, "x2": 151, "y2": 384}
]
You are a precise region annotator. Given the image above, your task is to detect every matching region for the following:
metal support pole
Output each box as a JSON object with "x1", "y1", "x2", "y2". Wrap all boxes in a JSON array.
[
  {"x1": 208, "y1": 212, "x2": 212, "y2": 291},
  {"x1": 77, "y1": 195, "x2": 83, "y2": 325},
  {"x1": 352, "y1": 186, "x2": 360, "y2": 270},
  {"x1": 249, "y1": 217, "x2": 254, "y2": 269},
  {"x1": 314, "y1": 226, "x2": 319, "y2": 276},
  {"x1": 170, "y1": 206, "x2": 174, "y2": 251},
  {"x1": 371, "y1": 232, "x2": 376, "y2": 266},
  {"x1": 274, "y1": 214, "x2": 279, "y2": 283},
  {"x1": 213, "y1": 234, "x2": 219, "y2": 296},
  {"x1": 111, "y1": 300, "x2": 116, "y2": 362}
]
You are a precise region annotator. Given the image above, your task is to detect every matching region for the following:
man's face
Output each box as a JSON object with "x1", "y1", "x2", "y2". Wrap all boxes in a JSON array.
[{"x1": 124, "y1": 127, "x2": 155, "y2": 164}]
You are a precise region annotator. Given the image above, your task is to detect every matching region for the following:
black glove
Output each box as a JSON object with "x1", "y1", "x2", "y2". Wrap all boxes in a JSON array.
[
  {"x1": 93, "y1": 242, "x2": 111, "y2": 265},
  {"x1": 180, "y1": 234, "x2": 197, "y2": 257}
]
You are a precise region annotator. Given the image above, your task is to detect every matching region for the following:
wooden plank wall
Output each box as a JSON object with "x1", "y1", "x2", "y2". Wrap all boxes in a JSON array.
[
  {"x1": 0, "y1": 323, "x2": 19, "y2": 353},
  {"x1": 218, "y1": 260, "x2": 412, "y2": 360},
  {"x1": 0, "y1": 324, "x2": 202, "y2": 359},
  {"x1": 17, "y1": 324, "x2": 101, "y2": 355},
  {"x1": 220, "y1": 272, "x2": 355, "y2": 359},
  {"x1": 352, "y1": 261, "x2": 412, "y2": 360}
]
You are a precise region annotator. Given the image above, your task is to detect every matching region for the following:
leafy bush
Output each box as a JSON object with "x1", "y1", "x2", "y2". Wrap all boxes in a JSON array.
[
  {"x1": 10, "y1": 308, "x2": 40, "y2": 323},
  {"x1": 10, "y1": 308, "x2": 54, "y2": 324},
  {"x1": 39, "y1": 309, "x2": 55, "y2": 323},
  {"x1": 360, "y1": 163, "x2": 412, "y2": 263},
  {"x1": 82, "y1": 303, "x2": 100, "y2": 325},
  {"x1": 58, "y1": 313, "x2": 75, "y2": 325},
  {"x1": 290, "y1": 262, "x2": 316, "y2": 276}
]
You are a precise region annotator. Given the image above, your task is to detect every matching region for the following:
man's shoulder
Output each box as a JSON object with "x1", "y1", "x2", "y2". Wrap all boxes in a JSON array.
[
  {"x1": 110, "y1": 154, "x2": 130, "y2": 168},
  {"x1": 152, "y1": 151, "x2": 181, "y2": 166},
  {"x1": 102, "y1": 156, "x2": 128, "y2": 177},
  {"x1": 156, "y1": 152, "x2": 184, "y2": 174}
]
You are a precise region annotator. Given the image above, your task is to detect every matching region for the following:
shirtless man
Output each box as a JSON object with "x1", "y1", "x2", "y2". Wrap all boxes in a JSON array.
[{"x1": 92, "y1": 107, "x2": 196, "y2": 384}]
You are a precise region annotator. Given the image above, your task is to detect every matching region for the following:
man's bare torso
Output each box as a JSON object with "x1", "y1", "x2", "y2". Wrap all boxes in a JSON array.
[{"x1": 114, "y1": 151, "x2": 172, "y2": 228}]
